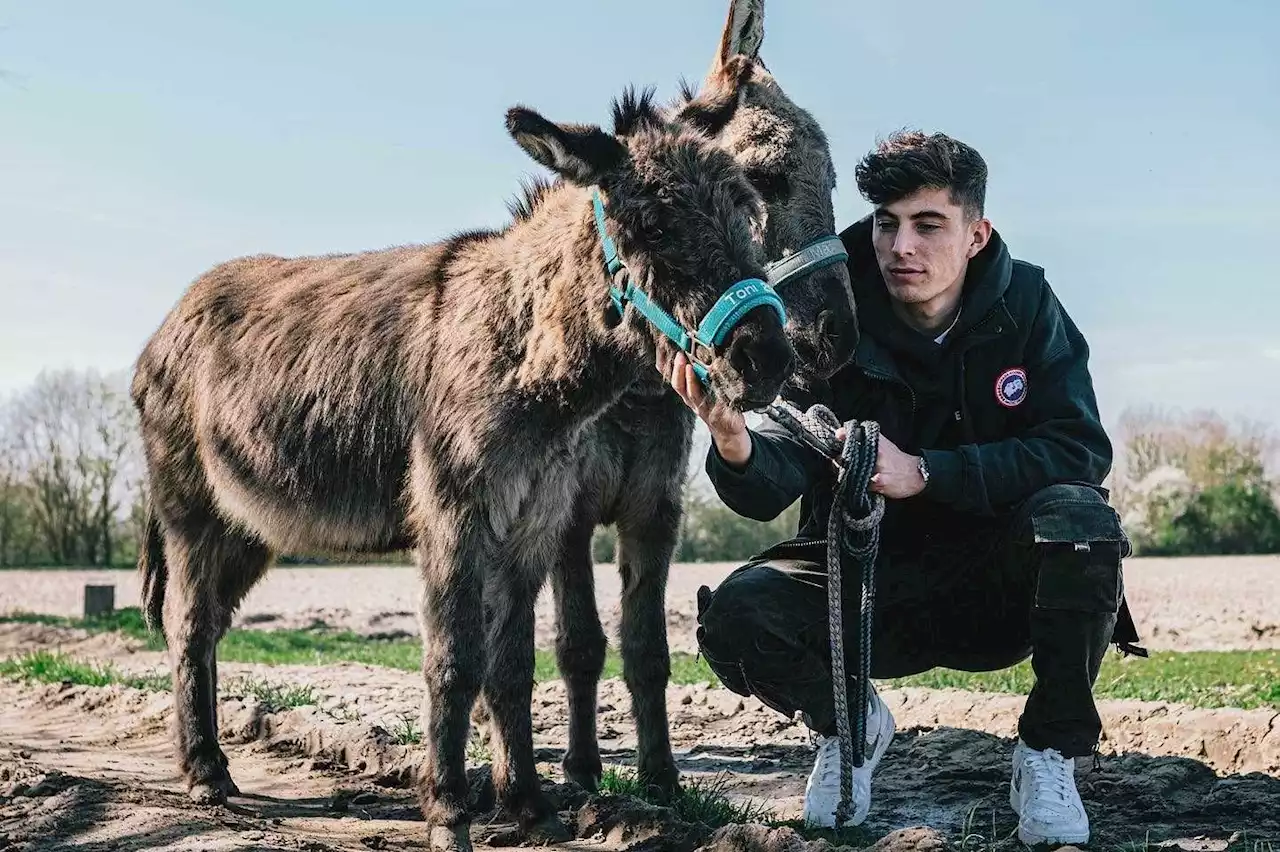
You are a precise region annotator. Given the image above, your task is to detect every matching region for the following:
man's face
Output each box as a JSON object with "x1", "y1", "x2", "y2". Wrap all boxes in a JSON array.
[{"x1": 870, "y1": 186, "x2": 991, "y2": 306}]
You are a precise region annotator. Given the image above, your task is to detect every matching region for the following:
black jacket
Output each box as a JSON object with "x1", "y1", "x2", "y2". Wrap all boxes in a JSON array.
[{"x1": 706, "y1": 215, "x2": 1114, "y2": 544}]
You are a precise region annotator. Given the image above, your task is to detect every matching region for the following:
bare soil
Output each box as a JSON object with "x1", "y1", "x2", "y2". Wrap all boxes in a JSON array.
[
  {"x1": 1, "y1": 623, "x2": 1278, "y2": 851},
  {"x1": 3, "y1": 555, "x2": 1280, "y2": 654}
]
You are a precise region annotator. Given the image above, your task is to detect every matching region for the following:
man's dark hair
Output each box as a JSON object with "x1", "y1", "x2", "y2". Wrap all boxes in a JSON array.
[{"x1": 854, "y1": 130, "x2": 988, "y2": 220}]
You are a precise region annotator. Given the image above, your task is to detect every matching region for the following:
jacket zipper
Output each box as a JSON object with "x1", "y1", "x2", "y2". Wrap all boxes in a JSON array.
[
  {"x1": 957, "y1": 354, "x2": 976, "y2": 443},
  {"x1": 860, "y1": 365, "x2": 916, "y2": 418}
]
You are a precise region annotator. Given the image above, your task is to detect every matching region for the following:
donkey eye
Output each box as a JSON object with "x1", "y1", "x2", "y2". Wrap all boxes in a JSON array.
[{"x1": 745, "y1": 168, "x2": 791, "y2": 201}]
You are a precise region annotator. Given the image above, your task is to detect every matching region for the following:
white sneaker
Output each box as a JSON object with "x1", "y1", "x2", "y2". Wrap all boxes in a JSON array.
[
  {"x1": 802, "y1": 687, "x2": 895, "y2": 828},
  {"x1": 1009, "y1": 739, "x2": 1091, "y2": 846}
]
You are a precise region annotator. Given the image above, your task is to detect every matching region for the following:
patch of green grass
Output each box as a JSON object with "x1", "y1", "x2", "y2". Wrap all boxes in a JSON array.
[
  {"x1": 0, "y1": 650, "x2": 170, "y2": 692},
  {"x1": 599, "y1": 767, "x2": 774, "y2": 828},
  {"x1": 885, "y1": 649, "x2": 1280, "y2": 711},
  {"x1": 2, "y1": 607, "x2": 158, "y2": 645},
  {"x1": 228, "y1": 676, "x2": 319, "y2": 712},
  {"x1": 5, "y1": 608, "x2": 1279, "y2": 711},
  {"x1": 598, "y1": 766, "x2": 873, "y2": 845},
  {"x1": 0, "y1": 607, "x2": 720, "y2": 684}
]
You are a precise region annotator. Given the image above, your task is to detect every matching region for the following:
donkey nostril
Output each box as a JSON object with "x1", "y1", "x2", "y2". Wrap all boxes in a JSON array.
[
  {"x1": 818, "y1": 310, "x2": 837, "y2": 342},
  {"x1": 730, "y1": 332, "x2": 793, "y2": 386}
]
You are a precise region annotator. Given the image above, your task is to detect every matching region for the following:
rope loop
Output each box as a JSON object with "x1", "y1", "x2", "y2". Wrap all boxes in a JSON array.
[{"x1": 764, "y1": 399, "x2": 884, "y2": 827}]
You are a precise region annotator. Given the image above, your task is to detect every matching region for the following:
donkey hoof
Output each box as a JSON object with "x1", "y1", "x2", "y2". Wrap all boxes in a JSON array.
[
  {"x1": 189, "y1": 780, "x2": 229, "y2": 806},
  {"x1": 490, "y1": 814, "x2": 571, "y2": 847},
  {"x1": 525, "y1": 814, "x2": 572, "y2": 845},
  {"x1": 188, "y1": 763, "x2": 236, "y2": 806},
  {"x1": 429, "y1": 824, "x2": 473, "y2": 852},
  {"x1": 563, "y1": 765, "x2": 601, "y2": 794},
  {"x1": 639, "y1": 766, "x2": 680, "y2": 803}
]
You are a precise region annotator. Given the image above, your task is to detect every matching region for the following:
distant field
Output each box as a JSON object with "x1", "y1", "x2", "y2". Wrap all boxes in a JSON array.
[{"x1": 2, "y1": 554, "x2": 1279, "y2": 654}]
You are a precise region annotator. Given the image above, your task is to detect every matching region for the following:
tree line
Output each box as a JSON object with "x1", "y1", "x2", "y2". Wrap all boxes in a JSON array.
[
  {"x1": 1, "y1": 368, "x2": 1277, "y2": 568},
  {"x1": 0, "y1": 369, "x2": 146, "y2": 567}
]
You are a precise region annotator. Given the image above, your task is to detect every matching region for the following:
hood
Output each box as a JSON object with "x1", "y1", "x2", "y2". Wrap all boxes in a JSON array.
[{"x1": 838, "y1": 214, "x2": 1013, "y2": 359}]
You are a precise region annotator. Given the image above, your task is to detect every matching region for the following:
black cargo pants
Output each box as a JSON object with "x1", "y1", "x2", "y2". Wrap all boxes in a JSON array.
[{"x1": 694, "y1": 483, "x2": 1140, "y2": 758}]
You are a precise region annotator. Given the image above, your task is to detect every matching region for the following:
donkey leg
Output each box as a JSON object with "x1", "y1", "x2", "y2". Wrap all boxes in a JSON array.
[
  {"x1": 162, "y1": 518, "x2": 270, "y2": 805},
  {"x1": 616, "y1": 497, "x2": 681, "y2": 798},
  {"x1": 483, "y1": 566, "x2": 568, "y2": 839},
  {"x1": 550, "y1": 512, "x2": 607, "y2": 792},
  {"x1": 212, "y1": 546, "x2": 274, "y2": 796},
  {"x1": 416, "y1": 531, "x2": 485, "y2": 852}
]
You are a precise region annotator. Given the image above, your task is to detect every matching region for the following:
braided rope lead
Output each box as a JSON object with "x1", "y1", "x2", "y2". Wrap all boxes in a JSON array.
[{"x1": 764, "y1": 401, "x2": 884, "y2": 827}]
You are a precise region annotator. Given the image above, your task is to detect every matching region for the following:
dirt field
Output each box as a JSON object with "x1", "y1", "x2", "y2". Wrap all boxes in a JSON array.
[
  {"x1": 1, "y1": 558, "x2": 1278, "y2": 850},
  {"x1": 3, "y1": 554, "x2": 1280, "y2": 654}
]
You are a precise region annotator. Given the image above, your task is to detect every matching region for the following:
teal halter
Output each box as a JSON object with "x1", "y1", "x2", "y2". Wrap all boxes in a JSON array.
[
  {"x1": 763, "y1": 234, "x2": 848, "y2": 289},
  {"x1": 592, "y1": 189, "x2": 786, "y2": 383}
]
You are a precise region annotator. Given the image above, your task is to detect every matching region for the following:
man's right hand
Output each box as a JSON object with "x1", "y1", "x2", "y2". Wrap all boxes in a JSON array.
[{"x1": 660, "y1": 350, "x2": 752, "y2": 469}]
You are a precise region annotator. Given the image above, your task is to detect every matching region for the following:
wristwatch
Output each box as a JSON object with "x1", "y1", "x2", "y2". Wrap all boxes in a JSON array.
[{"x1": 917, "y1": 455, "x2": 930, "y2": 487}]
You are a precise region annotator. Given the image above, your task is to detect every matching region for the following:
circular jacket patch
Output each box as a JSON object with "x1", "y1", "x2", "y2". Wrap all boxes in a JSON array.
[{"x1": 995, "y1": 367, "x2": 1028, "y2": 408}]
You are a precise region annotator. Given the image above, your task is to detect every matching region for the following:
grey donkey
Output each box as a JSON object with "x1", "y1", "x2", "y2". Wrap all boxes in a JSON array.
[
  {"x1": 131, "y1": 91, "x2": 796, "y2": 850},
  {"x1": 542, "y1": 0, "x2": 859, "y2": 799}
]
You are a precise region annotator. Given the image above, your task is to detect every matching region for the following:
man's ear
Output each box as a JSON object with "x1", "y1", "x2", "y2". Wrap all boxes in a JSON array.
[
  {"x1": 967, "y1": 218, "x2": 993, "y2": 259},
  {"x1": 506, "y1": 106, "x2": 627, "y2": 187},
  {"x1": 675, "y1": 54, "x2": 756, "y2": 137}
]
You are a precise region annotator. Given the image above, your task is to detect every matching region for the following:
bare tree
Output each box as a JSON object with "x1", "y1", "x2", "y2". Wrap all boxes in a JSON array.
[{"x1": 8, "y1": 369, "x2": 141, "y2": 566}]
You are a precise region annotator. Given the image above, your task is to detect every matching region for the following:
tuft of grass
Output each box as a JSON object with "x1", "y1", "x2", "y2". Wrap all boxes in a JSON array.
[
  {"x1": 954, "y1": 802, "x2": 1016, "y2": 852},
  {"x1": 229, "y1": 676, "x2": 319, "y2": 712},
  {"x1": 387, "y1": 713, "x2": 422, "y2": 745},
  {"x1": 885, "y1": 649, "x2": 1280, "y2": 711},
  {"x1": 597, "y1": 766, "x2": 876, "y2": 844},
  {"x1": 466, "y1": 730, "x2": 491, "y2": 764},
  {"x1": 598, "y1": 767, "x2": 773, "y2": 828},
  {"x1": 1224, "y1": 832, "x2": 1278, "y2": 852},
  {"x1": 0, "y1": 650, "x2": 170, "y2": 692}
]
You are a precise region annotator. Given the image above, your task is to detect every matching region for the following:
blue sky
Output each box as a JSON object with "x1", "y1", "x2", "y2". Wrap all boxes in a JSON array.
[{"x1": 2, "y1": 0, "x2": 1279, "y2": 438}]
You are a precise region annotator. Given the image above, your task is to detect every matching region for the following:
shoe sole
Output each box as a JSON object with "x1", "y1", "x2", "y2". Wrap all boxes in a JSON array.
[{"x1": 1008, "y1": 781, "x2": 1089, "y2": 846}]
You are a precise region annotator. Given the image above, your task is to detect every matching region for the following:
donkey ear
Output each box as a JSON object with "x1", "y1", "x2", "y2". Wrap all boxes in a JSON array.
[
  {"x1": 712, "y1": 0, "x2": 764, "y2": 72},
  {"x1": 676, "y1": 54, "x2": 755, "y2": 136},
  {"x1": 506, "y1": 107, "x2": 627, "y2": 187}
]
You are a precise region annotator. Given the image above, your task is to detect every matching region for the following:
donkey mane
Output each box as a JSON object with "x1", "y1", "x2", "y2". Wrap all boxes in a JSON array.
[
  {"x1": 611, "y1": 85, "x2": 663, "y2": 137},
  {"x1": 505, "y1": 175, "x2": 561, "y2": 223}
]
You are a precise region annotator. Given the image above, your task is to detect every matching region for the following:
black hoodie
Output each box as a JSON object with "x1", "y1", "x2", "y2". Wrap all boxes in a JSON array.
[{"x1": 705, "y1": 214, "x2": 1115, "y2": 548}]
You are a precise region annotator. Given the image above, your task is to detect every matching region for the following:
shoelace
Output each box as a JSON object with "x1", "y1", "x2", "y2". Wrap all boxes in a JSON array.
[
  {"x1": 1022, "y1": 748, "x2": 1077, "y2": 812},
  {"x1": 816, "y1": 737, "x2": 843, "y2": 785}
]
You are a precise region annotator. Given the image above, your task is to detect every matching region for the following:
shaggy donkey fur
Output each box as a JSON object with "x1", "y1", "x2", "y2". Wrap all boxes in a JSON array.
[
  {"x1": 543, "y1": 0, "x2": 859, "y2": 797},
  {"x1": 132, "y1": 91, "x2": 795, "y2": 850}
]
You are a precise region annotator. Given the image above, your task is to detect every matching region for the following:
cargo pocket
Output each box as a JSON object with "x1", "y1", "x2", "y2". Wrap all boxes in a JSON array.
[{"x1": 1031, "y1": 500, "x2": 1126, "y2": 613}]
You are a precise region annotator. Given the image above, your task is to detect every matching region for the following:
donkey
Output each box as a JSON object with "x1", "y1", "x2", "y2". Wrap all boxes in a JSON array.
[
  {"x1": 544, "y1": 0, "x2": 859, "y2": 797},
  {"x1": 131, "y1": 92, "x2": 796, "y2": 851}
]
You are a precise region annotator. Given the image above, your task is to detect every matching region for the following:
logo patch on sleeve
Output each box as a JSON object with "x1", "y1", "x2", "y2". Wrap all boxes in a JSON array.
[{"x1": 995, "y1": 367, "x2": 1028, "y2": 408}]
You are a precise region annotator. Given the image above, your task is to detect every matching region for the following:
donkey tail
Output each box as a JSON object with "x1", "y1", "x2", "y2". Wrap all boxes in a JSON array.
[{"x1": 139, "y1": 504, "x2": 168, "y2": 635}]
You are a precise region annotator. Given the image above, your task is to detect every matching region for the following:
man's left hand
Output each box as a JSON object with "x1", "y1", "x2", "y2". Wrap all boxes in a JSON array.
[{"x1": 834, "y1": 429, "x2": 926, "y2": 499}]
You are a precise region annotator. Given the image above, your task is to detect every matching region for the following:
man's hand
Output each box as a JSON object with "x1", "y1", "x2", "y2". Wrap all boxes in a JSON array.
[
  {"x1": 660, "y1": 351, "x2": 752, "y2": 468},
  {"x1": 835, "y1": 428, "x2": 926, "y2": 499}
]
